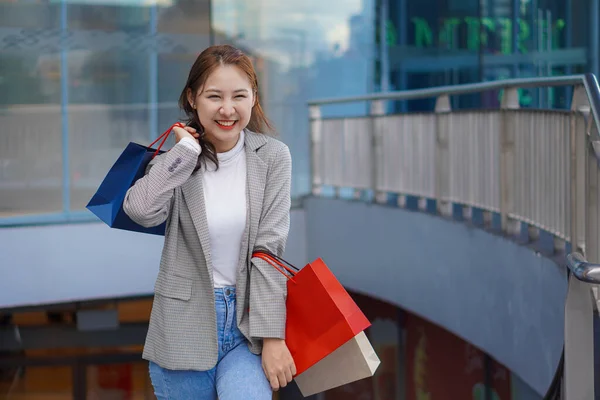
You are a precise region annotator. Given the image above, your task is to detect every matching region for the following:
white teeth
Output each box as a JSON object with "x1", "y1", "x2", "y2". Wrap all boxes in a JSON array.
[{"x1": 217, "y1": 120, "x2": 235, "y2": 127}]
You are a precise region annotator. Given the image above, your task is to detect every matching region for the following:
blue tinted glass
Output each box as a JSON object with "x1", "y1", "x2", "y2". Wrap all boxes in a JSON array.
[
  {"x1": 386, "y1": 0, "x2": 593, "y2": 110},
  {"x1": 0, "y1": 2, "x2": 63, "y2": 217},
  {"x1": 212, "y1": 0, "x2": 376, "y2": 196},
  {"x1": 65, "y1": 1, "x2": 210, "y2": 211},
  {"x1": 0, "y1": 0, "x2": 210, "y2": 216}
]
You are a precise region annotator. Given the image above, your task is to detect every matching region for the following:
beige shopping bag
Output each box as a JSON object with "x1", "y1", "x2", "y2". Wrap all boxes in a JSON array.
[{"x1": 294, "y1": 331, "x2": 381, "y2": 397}]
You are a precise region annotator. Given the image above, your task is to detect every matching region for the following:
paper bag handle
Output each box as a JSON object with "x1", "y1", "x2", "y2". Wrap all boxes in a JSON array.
[
  {"x1": 148, "y1": 122, "x2": 186, "y2": 159},
  {"x1": 252, "y1": 249, "x2": 299, "y2": 283}
]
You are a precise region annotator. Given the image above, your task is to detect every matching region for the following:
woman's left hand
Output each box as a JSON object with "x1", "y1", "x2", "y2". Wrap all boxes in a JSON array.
[{"x1": 261, "y1": 338, "x2": 296, "y2": 391}]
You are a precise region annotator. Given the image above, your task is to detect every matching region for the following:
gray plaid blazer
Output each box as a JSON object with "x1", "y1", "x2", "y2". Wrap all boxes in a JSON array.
[{"x1": 123, "y1": 130, "x2": 291, "y2": 371}]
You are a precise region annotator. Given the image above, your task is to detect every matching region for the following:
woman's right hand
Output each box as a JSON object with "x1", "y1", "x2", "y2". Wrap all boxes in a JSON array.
[{"x1": 173, "y1": 125, "x2": 200, "y2": 143}]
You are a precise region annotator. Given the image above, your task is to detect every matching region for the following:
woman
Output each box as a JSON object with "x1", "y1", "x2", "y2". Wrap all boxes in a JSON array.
[{"x1": 123, "y1": 44, "x2": 296, "y2": 399}]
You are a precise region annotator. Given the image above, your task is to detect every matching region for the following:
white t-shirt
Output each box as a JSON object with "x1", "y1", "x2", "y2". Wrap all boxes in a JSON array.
[{"x1": 179, "y1": 131, "x2": 247, "y2": 287}]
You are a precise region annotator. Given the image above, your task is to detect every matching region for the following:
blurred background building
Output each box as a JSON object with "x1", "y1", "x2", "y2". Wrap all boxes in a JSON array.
[{"x1": 0, "y1": 0, "x2": 597, "y2": 398}]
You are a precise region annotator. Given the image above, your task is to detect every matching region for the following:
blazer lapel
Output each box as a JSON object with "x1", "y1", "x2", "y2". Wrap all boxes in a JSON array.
[
  {"x1": 244, "y1": 131, "x2": 268, "y2": 260},
  {"x1": 180, "y1": 131, "x2": 268, "y2": 275},
  {"x1": 181, "y1": 170, "x2": 213, "y2": 272}
]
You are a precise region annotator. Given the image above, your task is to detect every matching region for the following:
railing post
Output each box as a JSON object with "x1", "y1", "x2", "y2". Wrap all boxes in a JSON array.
[
  {"x1": 564, "y1": 276, "x2": 596, "y2": 400},
  {"x1": 564, "y1": 85, "x2": 595, "y2": 400},
  {"x1": 588, "y1": 133, "x2": 600, "y2": 263},
  {"x1": 499, "y1": 88, "x2": 519, "y2": 234},
  {"x1": 309, "y1": 105, "x2": 322, "y2": 196},
  {"x1": 570, "y1": 86, "x2": 589, "y2": 255},
  {"x1": 587, "y1": 127, "x2": 600, "y2": 311},
  {"x1": 435, "y1": 95, "x2": 451, "y2": 216},
  {"x1": 370, "y1": 100, "x2": 385, "y2": 203}
]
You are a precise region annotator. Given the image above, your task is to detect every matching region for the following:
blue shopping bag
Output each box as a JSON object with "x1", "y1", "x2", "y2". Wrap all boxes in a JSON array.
[{"x1": 86, "y1": 123, "x2": 184, "y2": 236}]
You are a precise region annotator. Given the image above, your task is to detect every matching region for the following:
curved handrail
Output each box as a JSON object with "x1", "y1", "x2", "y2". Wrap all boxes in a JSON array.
[
  {"x1": 308, "y1": 75, "x2": 585, "y2": 105},
  {"x1": 567, "y1": 252, "x2": 600, "y2": 284},
  {"x1": 309, "y1": 73, "x2": 600, "y2": 143}
]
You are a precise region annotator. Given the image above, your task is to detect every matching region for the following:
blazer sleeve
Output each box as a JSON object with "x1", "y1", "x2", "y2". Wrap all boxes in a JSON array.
[
  {"x1": 123, "y1": 142, "x2": 199, "y2": 228},
  {"x1": 249, "y1": 144, "x2": 292, "y2": 339}
]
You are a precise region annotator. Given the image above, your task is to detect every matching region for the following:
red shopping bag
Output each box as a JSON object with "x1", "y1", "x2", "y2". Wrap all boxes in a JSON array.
[{"x1": 252, "y1": 250, "x2": 371, "y2": 375}]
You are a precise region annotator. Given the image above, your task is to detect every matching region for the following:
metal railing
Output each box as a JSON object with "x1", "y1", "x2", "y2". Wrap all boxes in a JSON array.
[{"x1": 308, "y1": 74, "x2": 600, "y2": 399}]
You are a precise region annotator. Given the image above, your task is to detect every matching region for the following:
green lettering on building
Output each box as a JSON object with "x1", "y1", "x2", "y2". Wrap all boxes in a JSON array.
[
  {"x1": 497, "y1": 18, "x2": 512, "y2": 54},
  {"x1": 410, "y1": 16, "x2": 566, "y2": 54},
  {"x1": 517, "y1": 19, "x2": 530, "y2": 53},
  {"x1": 412, "y1": 17, "x2": 433, "y2": 48},
  {"x1": 387, "y1": 19, "x2": 398, "y2": 47},
  {"x1": 463, "y1": 17, "x2": 480, "y2": 50},
  {"x1": 438, "y1": 18, "x2": 460, "y2": 49}
]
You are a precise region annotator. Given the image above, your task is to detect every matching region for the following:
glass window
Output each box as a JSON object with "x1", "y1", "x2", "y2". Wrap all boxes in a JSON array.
[
  {"x1": 0, "y1": 1, "x2": 63, "y2": 217},
  {"x1": 67, "y1": 3, "x2": 149, "y2": 32},
  {"x1": 156, "y1": 0, "x2": 211, "y2": 134},
  {"x1": 0, "y1": 1, "x2": 211, "y2": 215},
  {"x1": 0, "y1": 1, "x2": 60, "y2": 29},
  {"x1": 66, "y1": 1, "x2": 210, "y2": 211},
  {"x1": 0, "y1": 105, "x2": 63, "y2": 217},
  {"x1": 489, "y1": 0, "x2": 590, "y2": 108},
  {"x1": 391, "y1": 0, "x2": 482, "y2": 112},
  {"x1": 385, "y1": 0, "x2": 594, "y2": 111},
  {"x1": 157, "y1": 0, "x2": 211, "y2": 35},
  {"x1": 212, "y1": 0, "x2": 376, "y2": 197}
]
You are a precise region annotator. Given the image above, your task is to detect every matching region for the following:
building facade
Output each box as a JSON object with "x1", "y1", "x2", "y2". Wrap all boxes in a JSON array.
[
  {"x1": 2, "y1": 0, "x2": 594, "y2": 218},
  {"x1": 0, "y1": 0, "x2": 594, "y2": 398}
]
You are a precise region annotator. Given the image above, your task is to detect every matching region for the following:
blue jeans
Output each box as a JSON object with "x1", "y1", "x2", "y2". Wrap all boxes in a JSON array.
[{"x1": 148, "y1": 287, "x2": 272, "y2": 399}]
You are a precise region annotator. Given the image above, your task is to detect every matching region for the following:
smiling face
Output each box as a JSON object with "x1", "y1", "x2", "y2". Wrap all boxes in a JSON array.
[{"x1": 188, "y1": 64, "x2": 255, "y2": 153}]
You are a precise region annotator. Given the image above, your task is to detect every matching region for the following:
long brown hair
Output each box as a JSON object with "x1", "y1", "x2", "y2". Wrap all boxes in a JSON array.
[{"x1": 178, "y1": 45, "x2": 273, "y2": 171}]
